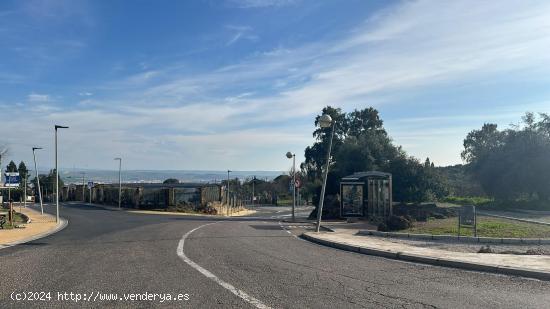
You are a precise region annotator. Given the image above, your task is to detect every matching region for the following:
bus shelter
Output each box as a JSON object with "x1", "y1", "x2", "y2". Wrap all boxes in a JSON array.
[{"x1": 340, "y1": 171, "x2": 392, "y2": 220}]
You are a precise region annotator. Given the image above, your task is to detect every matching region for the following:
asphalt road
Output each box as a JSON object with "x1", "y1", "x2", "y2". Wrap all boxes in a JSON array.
[{"x1": 0, "y1": 202, "x2": 549, "y2": 308}]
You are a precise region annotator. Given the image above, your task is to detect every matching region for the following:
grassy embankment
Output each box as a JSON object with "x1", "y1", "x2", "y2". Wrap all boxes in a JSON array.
[
  {"x1": 442, "y1": 196, "x2": 550, "y2": 211},
  {"x1": 406, "y1": 215, "x2": 550, "y2": 238}
]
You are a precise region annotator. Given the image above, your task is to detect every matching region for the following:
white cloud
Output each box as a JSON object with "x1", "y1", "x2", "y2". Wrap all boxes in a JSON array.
[
  {"x1": 27, "y1": 93, "x2": 51, "y2": 102},
  {"x1": 6, "y1": 0, "x2": 550, "y2": 169},
  {"x1": 226, "y1": 0, "x2": 297, "y2": 9},
  {"x1": 225, "y1": 25, "x2": 258, "y2": 46}
]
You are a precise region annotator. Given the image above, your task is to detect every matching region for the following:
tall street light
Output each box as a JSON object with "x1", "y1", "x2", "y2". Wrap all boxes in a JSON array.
[
  {"x1": 252, "y1": 176, "x2": 256, "y2": 207},
  {"x1": 114, "y1": 158, "x2": 122, "y2": 209},
  {"x1": 80, "y1": 171, "x2": 86, "y2": 202},
  {"x1": 315, "y1": 114, "x2": 336, "y2": 233},
  {"x1": 32, "y1": 147, "x2": 44, "y2": 214},
  {"x1": 286, "y1": 151, "x2": 296, "y2": 222},
  {"x1": 227, "y1": 170, "x2": 231, "y2": 216},
  {"x1": 55, "y1": 125, "x2": 69, "y2": 223}
]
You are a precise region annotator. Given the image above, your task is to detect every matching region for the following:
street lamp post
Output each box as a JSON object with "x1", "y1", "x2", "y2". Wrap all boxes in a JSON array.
[
  {"x1": 55, "y1": 125, "x2": 69, "y2": 223},
  {"x1": 114, "y1": 158, "x2": 122, "y2": 209},
  {"x1": 315, "y1": 114, "x2": 336, "y2": 233},
  {"x1": 23, "y1": 174, "x2": 27, "y2": 209},
  {"x1": 227, "y1": 170, "x2": 231, "y2": 216},
  {"x1": 32, "y1": 147, "x2": 44, "y2": 214},
  {"x1": 252, "y1": 176, "x2": 256, "y2": 207},
  {"x1": 286, "y1": 152, "x2": 296, "y2": 222},
  {"x1": 81, "y1": 171, "x2": 86, "y2": 202}
]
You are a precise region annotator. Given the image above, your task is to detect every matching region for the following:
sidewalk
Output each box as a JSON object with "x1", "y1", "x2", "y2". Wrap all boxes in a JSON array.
[
  {"x1": 0, "y1": 205, "x2": 66, "y2": 248},
  {"x1": 303, "y1": 221, "x2": 550, "y2": 280}
]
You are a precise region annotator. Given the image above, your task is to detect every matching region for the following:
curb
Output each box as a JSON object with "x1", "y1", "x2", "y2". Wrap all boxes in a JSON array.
[
  {"x1": 357, "y1": 229, "x2": 550, "y2": 244},
  {"x1": 301, "y1": 233, "x2": 550, "y2": 281},
  {"x1": 0, "y1": 217, "x2": 68, "y2": 250}
]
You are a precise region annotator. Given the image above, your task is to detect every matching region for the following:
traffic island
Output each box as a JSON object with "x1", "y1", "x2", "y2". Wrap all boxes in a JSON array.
[
  {"x1": 302, "y1": 231, "x2": 550, "y2": 281},
  {"x1": 0, "y1": 205, "x2": 67, "y2": 249}
]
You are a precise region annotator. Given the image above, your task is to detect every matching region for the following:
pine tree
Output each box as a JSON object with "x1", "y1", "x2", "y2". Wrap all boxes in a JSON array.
[{"x1": 6, "y1": 160, "x2": 17, "y2": 172}]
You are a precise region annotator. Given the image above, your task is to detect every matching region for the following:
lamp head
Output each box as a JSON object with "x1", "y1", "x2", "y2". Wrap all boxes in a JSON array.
[
  {"x1": 32, "y1": 147, "x2": 43, "y2": 151},
  {"x1": 55, "y1": 125, "x2": 69, "y2": 130},
  {"x1": 318, "y1": 114, "x2": 333, "y2": 128},
  {"x1": 286, "y1": 152, "x2": 293, "y2": 159}
]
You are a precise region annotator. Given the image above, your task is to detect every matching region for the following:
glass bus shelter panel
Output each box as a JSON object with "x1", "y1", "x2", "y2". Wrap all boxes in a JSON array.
[
  {"x1": 367, "y1": 179, "x2": 374, "y2": 217},
  {"x1": 341, "y1": 184, "x2": 364, "y2": 217},
  {"x1": 382, "y1": 179, "x2": 390, "y2": 217}
]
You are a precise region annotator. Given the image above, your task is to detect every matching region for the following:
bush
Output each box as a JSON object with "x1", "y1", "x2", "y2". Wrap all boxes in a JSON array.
[
  {"x1": 478, "y1": 245, "x2": 494, "y2": 253},
  {"x1": 377, "y1": 222, "x2": 388, "y2": 232},
  {"x1": 431, "y1": 213, "x2": 447, "y2": 219},
  {"x1": 386, "y1": 215, "x2": 412, "y2": 231}
]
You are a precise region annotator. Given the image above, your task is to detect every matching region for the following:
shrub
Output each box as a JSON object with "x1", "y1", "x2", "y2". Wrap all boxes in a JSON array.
[
  {"x1": 478, "y1": 245, "x2": 494, "y2": 253},
  {"x1": 378, "y1": 222, "x2": 388, "y2": 232},
  {"x1": 386, "y1": 215, "x2": 412, "y2": 231}
]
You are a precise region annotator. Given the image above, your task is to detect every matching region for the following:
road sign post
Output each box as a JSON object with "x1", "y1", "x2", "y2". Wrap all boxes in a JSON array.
[{"x1": 458, "y1": 205, "x2": 477, "y2": 237}]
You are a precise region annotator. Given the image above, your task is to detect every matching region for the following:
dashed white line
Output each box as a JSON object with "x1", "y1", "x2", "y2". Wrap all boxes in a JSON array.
[{"x1": 177, "y1": 222, "x2": 271, "y2": 309}]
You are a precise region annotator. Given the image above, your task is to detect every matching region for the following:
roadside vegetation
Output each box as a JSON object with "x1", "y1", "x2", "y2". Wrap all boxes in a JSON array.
[
  {"x1": 0, "y1": 211, "x2": 26, "y2": 229},
  {"x1": 406, "y1": 216, "x2": 550, "y2": 238},
  {"x1": 295, "y1": 108, "x2": 550, "y2": 221}
]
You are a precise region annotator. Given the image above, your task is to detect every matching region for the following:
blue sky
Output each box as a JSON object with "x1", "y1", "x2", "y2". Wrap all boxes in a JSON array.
[{"x1": 1, "y1": 0, "x2": 550, "y2": 171}]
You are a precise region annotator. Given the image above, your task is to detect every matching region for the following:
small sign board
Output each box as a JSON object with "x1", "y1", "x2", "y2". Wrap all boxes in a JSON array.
[
  {"x1": 87, "y1": 181, "x2": 94, "y2": 189},
  {"x1": 458, "y1": 205, "x2": 477, "y2": 237},
  {"x1": 295, "y1": 178, "x2": 302, "y2": 189},
  {"x1": 459, "y1": 205, "x2": 476, "y2": 226},
  {"x1": 4, "y1": 172, "x2": 20, "y2": 187}
]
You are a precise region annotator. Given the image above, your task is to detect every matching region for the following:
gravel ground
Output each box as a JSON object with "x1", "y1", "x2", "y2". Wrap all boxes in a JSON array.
[{"x1": 371, "y1": 236, "x2": 550, "y2": 255}]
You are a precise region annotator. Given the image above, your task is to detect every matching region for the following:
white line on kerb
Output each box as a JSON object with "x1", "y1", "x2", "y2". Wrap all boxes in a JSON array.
[{"x1": 176, "y1": 222, "x2": 271, "y2": 309}]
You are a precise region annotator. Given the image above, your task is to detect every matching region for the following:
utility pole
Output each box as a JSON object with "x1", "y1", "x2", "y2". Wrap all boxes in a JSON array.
[
  {"x1": 32, "y1": 147, "x2": 44, "y2": 214},
  {"x1": 55, "y1": 125, "x2": 69, "y2": 223}
]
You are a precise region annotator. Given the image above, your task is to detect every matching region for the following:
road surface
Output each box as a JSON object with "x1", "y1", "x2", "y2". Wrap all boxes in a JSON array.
[{"x1": 0, "y1": 202, "x2": 548, "y2": 308}]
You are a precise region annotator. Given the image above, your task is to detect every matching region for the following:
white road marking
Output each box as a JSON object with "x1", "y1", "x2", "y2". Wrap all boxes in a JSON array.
[{"x1": 177, "y1": 222, "x2": 271, "y2": 309}]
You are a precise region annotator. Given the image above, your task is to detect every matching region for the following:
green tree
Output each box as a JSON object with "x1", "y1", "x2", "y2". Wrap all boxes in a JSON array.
[
  {"x1": 163, "y1": 178, "x2": 179, "y2": 184},
  {"x1": 303, "y1": 106, "x2": 448, "y2": 206},
  {"x1": 18, "y1": 161, "x2": 28, "y2": 179},
  {"x1": 6, "y1": 160, "x2": 17, "y2": 172},
  {"x1": 462, "y1": 113, "x2": 550, "y2": 201}
]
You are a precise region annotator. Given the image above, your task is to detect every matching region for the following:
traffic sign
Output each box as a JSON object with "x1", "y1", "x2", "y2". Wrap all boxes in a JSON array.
[
  {"x1": 4, "y1": 172, "x2": 20, "y2": 187},
  {"x1": 295, "y1": 178, "x2": 302, "y2": 188},
  {"x1": 87, "y1": 181, "x2": 94, "y2": 189}
]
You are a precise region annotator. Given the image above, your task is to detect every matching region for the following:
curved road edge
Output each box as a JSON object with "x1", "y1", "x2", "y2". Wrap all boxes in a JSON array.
[
  {"x1": 301, "y1": 232, "x2": 550, "y2": 281},
  {"x1": 0, "y1": 217, "x2": 68, "y2": 250}
]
